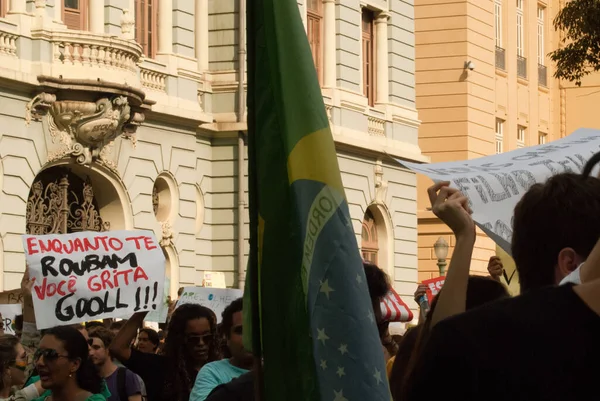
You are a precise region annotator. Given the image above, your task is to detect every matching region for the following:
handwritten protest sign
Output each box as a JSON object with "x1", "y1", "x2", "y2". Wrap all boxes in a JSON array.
[
  {"x1": 496, "y1": 244, "x2": 520, "y2": 296},
  {"x1": 401, "y1": 128, "x2": 600, "y2": 255},
  {"x1": 422, "y1": 276, "x2": 445, "y2": 303},
  {"x1": 0, "y1": 289, "x2": 23, "y2": 305},
  {"x1": 22, "y1": 230, "x2": 166, "y2": 330},
  {"x1": 145, "y1": 277, "x2": 170, "y2": 323},
  {"x1": 0, "y1": 304, "x2": 22, "y2": 335},
  {"x1": 177, "y1": 287, "x2": 243, "y2": 323}
]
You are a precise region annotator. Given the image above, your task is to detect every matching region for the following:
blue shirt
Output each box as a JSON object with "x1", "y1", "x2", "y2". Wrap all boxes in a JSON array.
[{"x1": 190, "y1": 360, "x2": 249, "y2": 401}]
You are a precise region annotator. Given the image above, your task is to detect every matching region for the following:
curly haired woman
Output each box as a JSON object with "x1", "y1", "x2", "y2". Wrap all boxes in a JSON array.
[{"x1": 110, "y1": 305, "x2": 221, "y2": 401}]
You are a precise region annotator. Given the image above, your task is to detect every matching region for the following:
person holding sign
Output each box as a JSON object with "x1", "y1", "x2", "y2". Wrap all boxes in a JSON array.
[{"x1": 110, "y1": 305, "x2": 220, "y2": 401}]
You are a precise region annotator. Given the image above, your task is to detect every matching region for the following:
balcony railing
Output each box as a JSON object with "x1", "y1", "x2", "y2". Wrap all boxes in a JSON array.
[
  {"x1": 517, "y1": 55, "x2": 527, "y2": 79},
  {"x1": 32, "y1": 29, "x2": 143, "y2": 87},
  {"x1": 0, "y1": 30, "x2": 17, "y2": 57},
  {"x1": 495, "y1": 46, "x2": 506, "y2": 70},
  {"x1": 538, "y1": 64, "x2": 547, "y2": 87}
]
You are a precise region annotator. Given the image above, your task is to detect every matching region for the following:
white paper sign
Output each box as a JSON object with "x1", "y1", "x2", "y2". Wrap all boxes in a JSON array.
[
  {"x1": 176, "y1": 287, "x2": 243, "y2": 323},
  {"x1": 0, "y1": 304, "x2": 22, "y2": 335},
  {"x1": 22, "y1": 230, "x2": 166, "y2": 330},
  {"x1": 145, "y1": 277, "x2": 170, "y2": 323},
  {"x1": 401, "y1": 128, "x2": 600, "y2": 254},
  {"x1": 202, "y1": 271, "x2": 226, "y2": 288}
]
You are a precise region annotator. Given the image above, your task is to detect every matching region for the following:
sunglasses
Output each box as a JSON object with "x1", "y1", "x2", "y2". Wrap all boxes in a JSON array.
[
  {"x1": 233, "y1": 326, "x2": 243, "y2": 335},
  {"x1": 34, "y1": 349, "x2": 69, "y2": 362},
  {"x1": 185, "y1": 334, "x2": 213, "y2": 345}
]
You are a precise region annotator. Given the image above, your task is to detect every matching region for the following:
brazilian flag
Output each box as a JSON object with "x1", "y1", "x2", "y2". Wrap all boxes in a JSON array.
[{"x1": 244, "y1": 0, "x2": 391, "y2": 400}]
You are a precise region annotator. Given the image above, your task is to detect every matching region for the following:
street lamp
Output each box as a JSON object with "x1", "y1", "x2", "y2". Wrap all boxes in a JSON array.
[{"x1": 433, "y1": 237, "x2": 449, "y2": 276}]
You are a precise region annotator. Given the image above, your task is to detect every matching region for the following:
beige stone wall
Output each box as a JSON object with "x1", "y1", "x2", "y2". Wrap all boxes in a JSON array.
[
  {"x1": 414, "y1": 0, "x2": 561, "y2": 279},
  {"x1": 0, "y1": 0, "x2": 425, "y2": 318}
]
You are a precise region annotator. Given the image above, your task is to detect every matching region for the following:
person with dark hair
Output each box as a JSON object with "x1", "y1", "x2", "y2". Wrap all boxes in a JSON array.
[
  {"x1": 362, "y1": 261, "x2": 396, "y2": 362},
  {"x1": 109, "y1": 322, "x2": 125, "y2": 338},
  {"x1": 405, "y1": 154, "x2": 600, "y2": 401},
  {"x1": 511, "y1": 172, "x2": 600, "y2": 292},
  {"x1": 190, "y1": 299, "x2": 252, "y2": 401},
  {"x1": 85, "y1": 322, "x2": 104, "y2": 332},
  {"x1": 33, "y1": 326, "x2": 107, "y2": 401},
  {"x1": 0, "y1": 334, "x2": 27, "y2": 400},
  {"x1": 89, "y1": 327, "x2": 142, "y2": 401},
  {"x1": 135, "y1": 329, "x2": 159, "y2": 355},
  {"x1": 391, "y1": 276, "x2": 509, "y2": 400},
  {"x1": 13, "y1": 315, "x2": 23, "y2": 340},
  {"x1": 110, "y1": 305, "x2": 220, "y2": 401}
]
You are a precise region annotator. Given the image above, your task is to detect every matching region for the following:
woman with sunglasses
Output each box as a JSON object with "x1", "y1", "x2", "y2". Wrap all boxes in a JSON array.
[
  {"x1": 30, "y1": 326, "x2": 108, "y2": 401},
  {"x1": 110, "y1": 305, "x2": 220, "y2": 401}
]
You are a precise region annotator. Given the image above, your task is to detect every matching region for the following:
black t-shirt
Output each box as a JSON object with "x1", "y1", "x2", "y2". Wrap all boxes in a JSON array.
[
  {"x1": 407, "y1": 284, "x2": 600, "y2": 401},
  {"x1": 205, "y1": 371, "x2": 255, "y2": 401},
  {"x1": 123, "y1": 349, "x2": 167, "y2": 401}
]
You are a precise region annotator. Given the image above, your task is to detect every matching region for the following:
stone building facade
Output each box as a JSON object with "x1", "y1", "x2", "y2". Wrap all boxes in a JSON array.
[{"x1": 0, "y1": 0, "x2": 424, "y2": 315}]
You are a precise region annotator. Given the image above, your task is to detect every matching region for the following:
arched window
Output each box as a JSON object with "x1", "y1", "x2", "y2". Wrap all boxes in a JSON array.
[
  {"x1": 26, "y1": 167, "x2": 109, "y2": 235},
  {"x1": 361, "y1": 209, "x2": 378, "y2": 265}
]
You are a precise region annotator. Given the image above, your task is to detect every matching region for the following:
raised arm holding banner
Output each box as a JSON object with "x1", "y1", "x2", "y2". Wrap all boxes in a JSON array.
[
  {"x1": 22, "y1": 230, "x2": 166, "y2": 330},
  {"x1": 401, "y1": 128, "x2": 600, "y2": 255}
]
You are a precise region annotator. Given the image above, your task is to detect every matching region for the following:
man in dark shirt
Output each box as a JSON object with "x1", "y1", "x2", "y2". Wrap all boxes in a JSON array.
[{"x1": 406, "y1": 281, "x2": 600, "y2": 401}]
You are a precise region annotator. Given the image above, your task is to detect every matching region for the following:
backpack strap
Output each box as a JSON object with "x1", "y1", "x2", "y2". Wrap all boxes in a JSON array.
[{"x1": 116, "y1": 367, "x2": 128, "y2": 401}]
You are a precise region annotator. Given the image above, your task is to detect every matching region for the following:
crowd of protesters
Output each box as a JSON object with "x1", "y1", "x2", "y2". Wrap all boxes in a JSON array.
[{"x1": 2, "y1": 153, "x2": 600, "y2": 400}]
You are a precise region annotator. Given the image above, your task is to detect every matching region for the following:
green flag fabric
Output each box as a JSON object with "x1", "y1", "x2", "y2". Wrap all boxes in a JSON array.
[{"x1": 244, "y1": 0, "x2": 391, "y2": 400}]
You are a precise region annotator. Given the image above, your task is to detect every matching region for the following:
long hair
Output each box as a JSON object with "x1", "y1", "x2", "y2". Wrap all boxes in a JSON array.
[
  {"x1": 162, "y1": 304, "x2": 220, "y2": 401},
  {"x1": 0, "y1": 334, "x2": 19, "y2": 391},
  {"x1": 42, "y1": 326, "x2": 102, "y2": 394}
]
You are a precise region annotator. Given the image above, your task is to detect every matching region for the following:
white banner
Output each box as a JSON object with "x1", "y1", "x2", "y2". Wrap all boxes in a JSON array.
[
  {"x1": 22, "y1": 230, "x2": 166, "y2": 330},
  {"x1": 0, "y1": 304, "x2": 22, "y2": 335},
  {"x1": 401, "y1": 128, "x2": 600, "y2": 254},
  {"x1": 176, "y1": 287, "x2": 243, "y2": 323},
  {"x1": 145, "y1": 277, "x2": 170, "y2": 323}
]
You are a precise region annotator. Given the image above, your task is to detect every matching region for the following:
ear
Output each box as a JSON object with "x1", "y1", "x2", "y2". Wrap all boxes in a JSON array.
[
  {"x1": 69, "y1": 357, "x2": 82, "y2": 376},
  {"x1": 556, "y1": 248, "x2": 581, "y2": 279}
]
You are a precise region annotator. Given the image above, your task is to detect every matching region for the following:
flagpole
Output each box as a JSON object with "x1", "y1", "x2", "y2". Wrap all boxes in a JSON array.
[{"x1": 245, "y1": 0, "x2": 264, "y2": 398}]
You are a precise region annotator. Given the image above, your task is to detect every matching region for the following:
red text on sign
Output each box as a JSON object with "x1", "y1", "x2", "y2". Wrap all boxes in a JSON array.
[{"x1": 87, "y1": 266, "x2": 149, "y2": 292}]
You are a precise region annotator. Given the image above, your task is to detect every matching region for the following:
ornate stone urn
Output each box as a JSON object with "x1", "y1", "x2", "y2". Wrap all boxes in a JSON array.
[{"x1": 26, "y1": 76, "x2": 150, "y2": 168}]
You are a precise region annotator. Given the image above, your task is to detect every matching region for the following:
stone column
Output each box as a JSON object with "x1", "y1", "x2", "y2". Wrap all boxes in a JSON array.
[
  {"x1": 121, "y1": 0, "x2": 135, "y2": 40},
  {"x1": 158, "y1": 0, "x2": 173, "y2": 54},
  {"x1": 34, "y1": 0, "x2": 45, "y2": 18},
  {"x1": 322, "y1": 0, "x2": 336, "y2": 88},
  {"x1": 195, "y1": 0, "x2": 208, "y2": 71},
  {"x1": 8, "y1": 0, "x2": 26, "y2": 13},
  {"x1": 89, "y1": 0, "x2": 105, "y2": 33},
  {"x1": 375, "y1": 12, "x2": 389, "y2": 104},
  {"x1": 53, "y1": 0, "x2": 62, "y2": 22}
]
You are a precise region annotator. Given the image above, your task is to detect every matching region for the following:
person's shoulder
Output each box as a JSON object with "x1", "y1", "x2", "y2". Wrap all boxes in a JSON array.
[
  {"x1": 438, "y1": 284, "x2": 578, "y2": 335},
  {"x1": 201, "y1": 359, "x2": 231, "y2": 371},
  {"x1": 128, "y1": 348, "x2": 164, "y2": 365},
  {"x1": 205, "y1": 372, "x2": 254, "y2": 401},
  {"x1": 85, "y1": 394, "x2": 107, "y2": 401}
]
